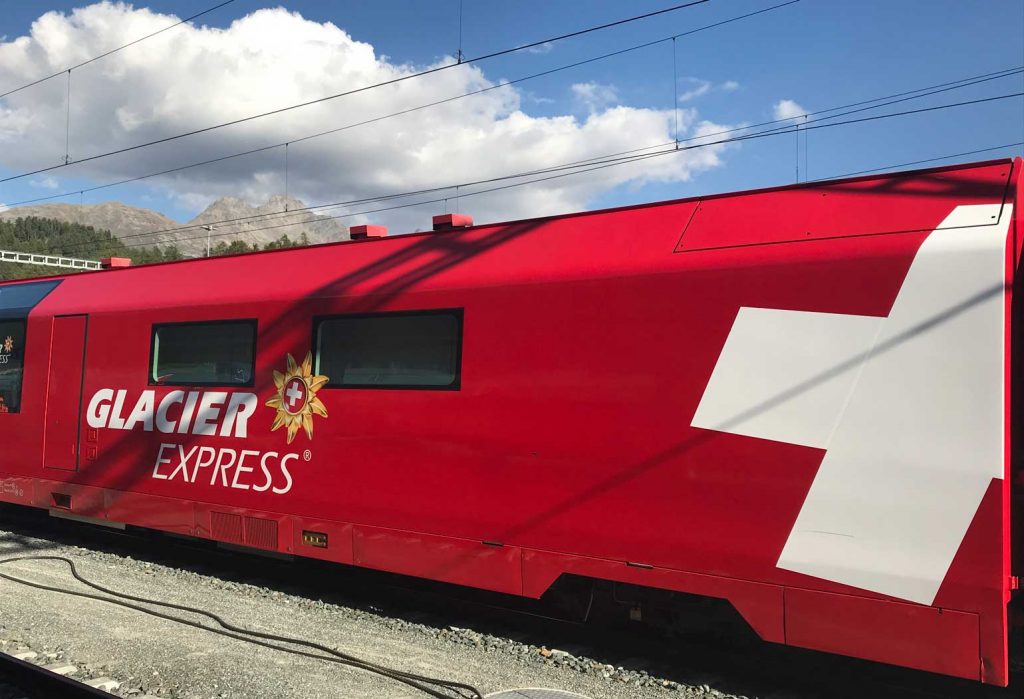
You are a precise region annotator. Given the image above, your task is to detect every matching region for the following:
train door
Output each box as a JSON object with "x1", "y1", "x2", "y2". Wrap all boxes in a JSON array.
[{"x1": 42, "y1": 314, "x2": 88, "y2": 471}]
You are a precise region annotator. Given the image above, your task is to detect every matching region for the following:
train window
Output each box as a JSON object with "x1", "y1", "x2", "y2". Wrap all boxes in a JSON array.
[
  {"x1": 315, "y1": 310, "x2": 462, "y2": 389},
  {"x1": 0, "y1": 320, "x2": 26, "y2": 413},
  {"x1": 150, "y1": 320, "x2": 256, "y2": 386}
]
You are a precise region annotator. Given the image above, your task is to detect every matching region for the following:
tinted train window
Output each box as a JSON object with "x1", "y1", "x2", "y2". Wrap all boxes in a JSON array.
[
  {"x1": 0, "y1": 320, "x2": 26, "y2": 413},
  {"x1": 151, "y1": 320, "x2": 256, "y2": 386},
  {"x1": 315, "y1": 311, "x2": 462, "y2": 389}
]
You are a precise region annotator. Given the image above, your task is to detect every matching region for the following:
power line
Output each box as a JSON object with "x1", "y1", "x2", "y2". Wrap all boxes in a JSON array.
[
  {"x1": 63, "y1": 70, "x2": 72, "y2": 165},
  {"x1": 72, "y1": 67, "x2": 1019, "y2": 249},
  {"x1": 61, "y1": 84, "x2": 1024, "y2": 254},
  {"x1": 812, "y1": 142, "x2": 1024, "y2": 181},
  {"x1": 0, "y1": 1, "x2": 236, "y2": 100},
  {"x1": 4, "y1": 0, "x2": 800, "y2": 210},
  {"x1": 456, "y1": 0, "x2": 465, "y2": 64},
  {"x1": 61, "y1": 142, "x2": 690, "y2": 251},
  {"x1": 31, "y1": 56, "x2": 1022, "y2": 251},
  {"x1": 0, "y1": 0, "x2": 712, "y2": 185},
  {"x1": 759, "y1": 91, "x2": 1022, "y2": 138},
  {"x1": 103, "y1": 90, "x2": 1024, "y2": 254},
  {"x1": 122, "y1": 148, "x2": 688, "y2": 251},
  {"x1": 227, "y1": 91, "x2": 1024, "y2": 235},
  {"x1": 22, "y1": 59, "x2": 1022, "y2": 232}
]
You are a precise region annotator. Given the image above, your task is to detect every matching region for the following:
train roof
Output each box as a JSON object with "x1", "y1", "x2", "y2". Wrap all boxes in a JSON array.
[{"x1": 1, "y1": 157, "x2": 1020, "y2": 316}]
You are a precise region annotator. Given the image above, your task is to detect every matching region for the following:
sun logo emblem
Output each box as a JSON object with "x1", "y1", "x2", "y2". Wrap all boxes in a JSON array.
[
  {"x1": 266, "y1": 352, "x2": 329, "y2": 444},
  {"x1": 2, "y1": 337, "x2": 12, "y2": 353}
]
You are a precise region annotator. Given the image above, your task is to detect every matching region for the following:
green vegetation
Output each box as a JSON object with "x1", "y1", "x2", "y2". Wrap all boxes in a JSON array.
[
  {"x1": 207, "y1": 231, "x2": 309, "y2": 256},
  {"x1": 0, "y1": 216, "x2": 180, "y2": 280},
  {"x1": 0, "y1": 216, "x2": 311, "y2": 280}
]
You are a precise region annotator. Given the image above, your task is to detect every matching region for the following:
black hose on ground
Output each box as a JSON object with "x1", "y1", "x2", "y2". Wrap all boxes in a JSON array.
[{"x1": 0, "y1": 555, "x2": 484, "y2": 699}]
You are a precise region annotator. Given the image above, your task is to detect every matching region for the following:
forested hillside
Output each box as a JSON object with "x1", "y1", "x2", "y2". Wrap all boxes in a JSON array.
[
  {"x1": 0, "y1": 216, "x2": 180, "y2": 280},
  {"x1": 0, "y1": 216, "x2": 309, "y2": 281}
]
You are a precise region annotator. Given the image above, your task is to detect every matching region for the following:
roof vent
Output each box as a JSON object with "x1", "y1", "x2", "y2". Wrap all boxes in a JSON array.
[
  {"x1": 350, "y1": 224, "x2": 388, "y2": 240},
  {"x1": 432, "y1": 213, "x2": 473, "y2": 231},
  {"x1": 100, "y1": 257, "x2": 132, "y2": 269}
]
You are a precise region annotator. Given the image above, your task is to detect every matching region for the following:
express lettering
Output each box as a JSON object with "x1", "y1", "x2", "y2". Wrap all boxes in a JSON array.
[
  {"x1": 87, "y1": 389, "x2": 257, "y2": 438},
  {"x1": 151, "y1": 444, "x2": 296, "y2": 495}
]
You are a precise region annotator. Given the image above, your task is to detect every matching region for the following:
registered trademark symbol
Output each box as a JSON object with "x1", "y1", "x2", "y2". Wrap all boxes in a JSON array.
[{"x1": 303, "y1": 450, "x2": 312, "y2": 462}]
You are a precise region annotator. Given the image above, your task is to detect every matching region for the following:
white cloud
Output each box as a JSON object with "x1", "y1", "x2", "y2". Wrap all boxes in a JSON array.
[
  {"x1": 524, "y1": 92, "x2": 556, "y2": 105},
  {"x1": 570, "y1": 81, "x2": 619, "y2": 113},
  {"x1": 0, "y1": 3, "x2": 736, "y2": 230},
  {"x1": 525, "y1": 41, "x2": 553, "y2": 54},
  {"x1": 677, "y1": 78, "x2": 741, "y2": 103},
  {"x1": 30, "y1": 176, "x2": 59, "y2": 189},
  {"x1": 773, "y1": 99, "x2": 808, "y2": 121}
]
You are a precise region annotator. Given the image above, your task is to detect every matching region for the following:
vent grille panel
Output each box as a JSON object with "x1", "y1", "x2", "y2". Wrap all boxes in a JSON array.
[
  {"x1": 244, "y1": 516, "x2": 279, "y2": 550},
  {"x1": 210, "y1": 511, "x2": 243, "y2": 544}
]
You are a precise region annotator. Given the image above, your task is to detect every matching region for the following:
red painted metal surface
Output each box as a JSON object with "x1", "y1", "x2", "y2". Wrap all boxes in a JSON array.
[
  {"x1": 353, "y1": 525, "x2": 523, "y2": 595},
  {"x1": 349, "y1": 224, "x2": 388, "y2": 239},
  {"x1": 522, "y1": 549, "x2": 785, "y2": 643},
  {"x1": 432, "y1": 213, "x2": 474, "y2": 230},
  {"x1": 784, "y1": 587, "x2": 981, "y2": 680},
  {"x1": 99, "y1": 257, "x2": 132, "y2": 269},
  {"x1": 42, "y1": 315, "x2": 87, "y2": 471},
  {"x1": 0, "y1": 159, "x2": 1019, "y2": 686},
  {"x1": 676, "y1": 161, "x2": 1012, "y2": 251}
]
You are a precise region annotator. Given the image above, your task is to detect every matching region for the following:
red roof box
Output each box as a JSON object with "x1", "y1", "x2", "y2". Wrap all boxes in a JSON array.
[
  {"x1": 100, "y1": 257, "x2": 132, "y2": 268},
  {"x1": 432, "y1": 213, "x2": 474, "y2": 231},
  {"x1": 350, "y1": 224, "x2": 388, "y2": 240}
]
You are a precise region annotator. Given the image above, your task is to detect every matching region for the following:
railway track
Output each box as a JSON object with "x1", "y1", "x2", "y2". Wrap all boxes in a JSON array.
[
  {"x1": 0, "y1": 647, "x2": 126, "y2": 698},
  {"x1": 0, "y1": 503, "x2": 1018, "y2": 699}
]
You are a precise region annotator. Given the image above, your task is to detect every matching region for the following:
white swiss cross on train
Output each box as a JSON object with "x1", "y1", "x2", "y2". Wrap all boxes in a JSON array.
[
  {"x1": 285, "y1": 380, "x2": 304, "y2": 410},
  {"x1": 692, "y1": 204, "x2": 1013, "y2": 605}
]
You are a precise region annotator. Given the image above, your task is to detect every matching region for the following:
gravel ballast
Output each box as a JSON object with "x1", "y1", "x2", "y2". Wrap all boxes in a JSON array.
[{"x1": 0, "y1": 517, "x2": 744, "y2": 699}]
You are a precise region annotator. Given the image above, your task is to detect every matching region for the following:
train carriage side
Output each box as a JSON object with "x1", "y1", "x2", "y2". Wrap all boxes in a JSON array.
[{"x1": 0, "y1": 157, "x2": 1020, "y2": 686}]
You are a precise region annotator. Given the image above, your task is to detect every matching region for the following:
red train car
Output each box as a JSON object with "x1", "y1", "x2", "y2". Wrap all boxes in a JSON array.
[{"x1": 0, "y1": 158, "x2": 1021, "y2": 685}]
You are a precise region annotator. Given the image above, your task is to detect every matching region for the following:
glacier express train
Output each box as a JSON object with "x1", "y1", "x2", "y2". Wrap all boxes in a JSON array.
[{"x1": 0, "y1": 158, "x2": 1021, "y2": 685}]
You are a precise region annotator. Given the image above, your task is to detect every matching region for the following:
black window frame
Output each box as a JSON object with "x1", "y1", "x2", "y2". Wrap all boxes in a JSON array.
[
  {"x1": 0, "y1": 318, "x2": 28, "y2": 414},
  {"x1": 312, "y1": 309, "x2": 463, "y2": 391},
  {"x1": 149, "y1": 318, "x2": 258, "y2": 388}
]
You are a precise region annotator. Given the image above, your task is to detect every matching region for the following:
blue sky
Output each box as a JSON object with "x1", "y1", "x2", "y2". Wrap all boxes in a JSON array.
[{"x1": 0, "y1": 0, "x2": 1021, "y2": 231}]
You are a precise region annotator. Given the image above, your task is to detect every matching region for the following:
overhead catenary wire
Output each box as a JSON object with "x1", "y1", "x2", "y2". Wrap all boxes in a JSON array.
[
  {"x1": 812, "y1": 142, "x2": 1024, "y2": 181},
  {"x1": 47, "y1": 61, "x2": 1024, "y2": 254},
  {"x1": 119, "y1": 148, "x2": 693, "y2": 251},
  {"x1": 54, "y1": 85, "x2": 1024, "y2": 255},
  {"x1": 672, "y1": 37, "x2": 679, "y2": 146},
  {"x1": 30, "y1": 58, "x2": 1024, "y2": 242},
  {"x1": 794, "y1": 120, "x2": 799, "y2": 183},
  {"x1": 0, "y1": 0, "x2": 713, "y2": 185},
  {"x1": 0, "y1": 556, "x2": 482, "y2": 699},
  {"x1": 6, "y1": 0, "x2": 802, "y2": 211},
  {"x1": 98, "y1": 90, "x2": 1024, "y2": 254},
  {"x1": 457, "y1": 0, "x2": 465, "y2": 64},
  {"x1": 803, "y1": 114, "x2": 809, "y2": 180},
  {"x1": 55, "y1": 68, "x2": 1023, "y2": 253},
  {"x1": 215, "y1": 72, "x2": 1024, "y2": 227},
  {"x1": 0, "y1": 1, "x2": 236, "y2": 100},
  {"x1": 63, "y1": 70, "x2": 72, "y2": 165}
]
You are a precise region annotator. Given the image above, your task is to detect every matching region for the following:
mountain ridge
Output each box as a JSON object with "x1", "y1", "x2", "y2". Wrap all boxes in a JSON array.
[{"x1": 0, "y1": 196, "x2": 349, "y2": 255}]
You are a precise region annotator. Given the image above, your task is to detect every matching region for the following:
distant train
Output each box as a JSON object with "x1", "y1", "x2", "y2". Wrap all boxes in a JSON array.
[{"x1": 0, "y1": 158, "x2": 1020, "y2": 685}]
